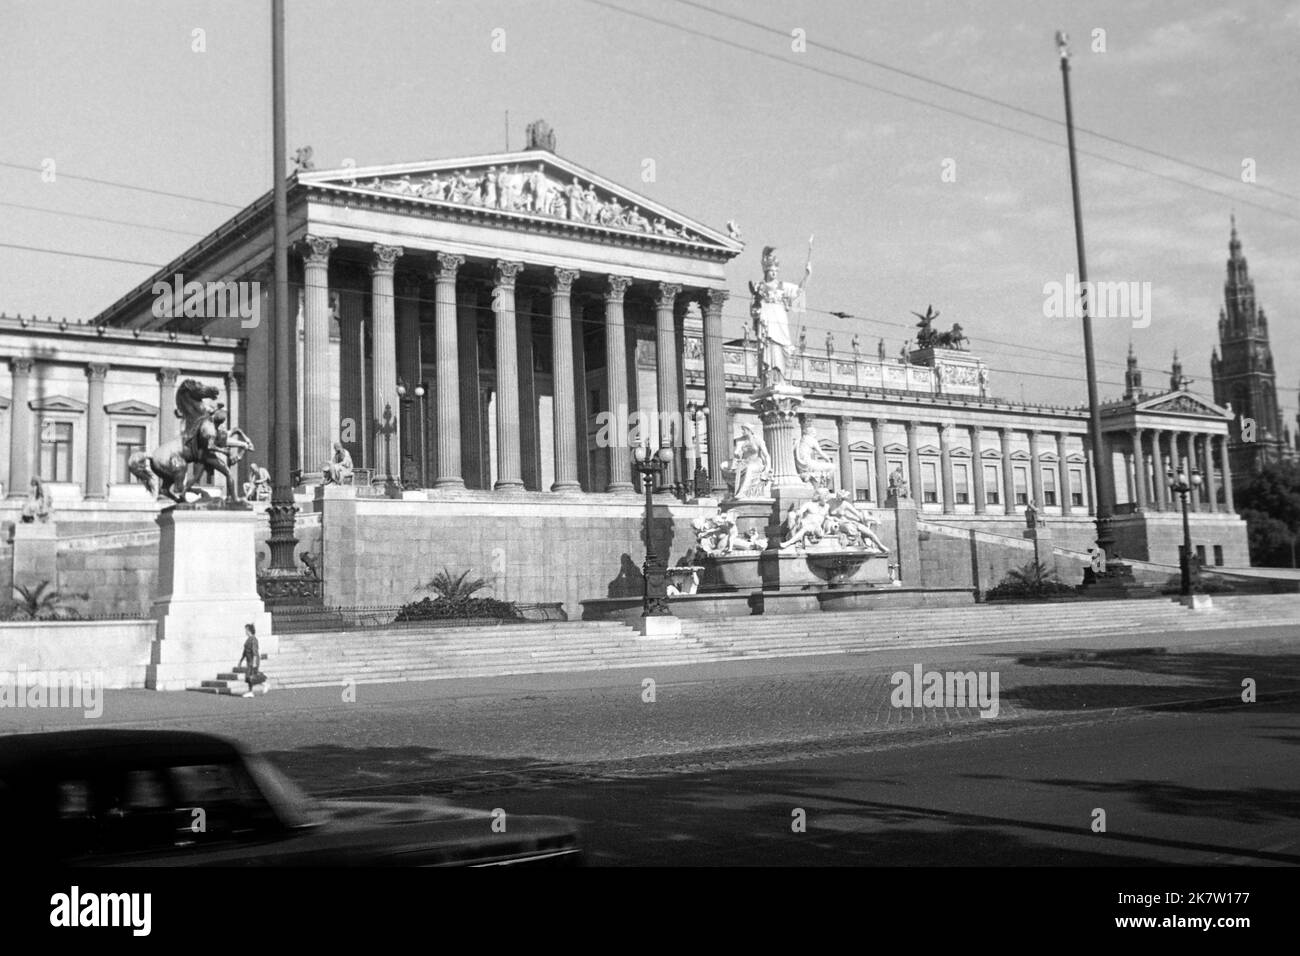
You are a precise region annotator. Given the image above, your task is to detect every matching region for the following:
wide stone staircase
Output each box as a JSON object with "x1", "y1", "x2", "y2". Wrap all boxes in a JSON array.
[
  {"x1": 676, "y1": 594, "x2": 1300, "y2": 660},
  {"x1": 190, "y1": 620, "x2": 721, "y2": 692},
  {"x1": 189, "y1": 595, "x2": 1299, "y2": 692}
]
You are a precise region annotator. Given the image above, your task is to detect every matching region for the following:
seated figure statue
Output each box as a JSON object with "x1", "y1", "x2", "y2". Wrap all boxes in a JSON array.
[
  {"x1": 19, "y1": 476, "x2": 52, "y2": 523},
  {"x1": 692, "y1": 511, "x2": 738, "y2": 556},
  {"x1": 725, "y1": 425, "x2": 772, "y2": 499},
  {"x1": 794, "y1": 418, "x2": 836, "y2": 489},
  {"x1": 780, "y1": 488, "x2": 833, "y2": 550},
  {"x1": 243, "y1": 462, "x2": 272, "y2": 502},
  {"x1": 323, "y1": 442, "x2": 354, "y2": 485},
  {"x1": 828, "y1": 491, "x2": 889, "y2": 553}
]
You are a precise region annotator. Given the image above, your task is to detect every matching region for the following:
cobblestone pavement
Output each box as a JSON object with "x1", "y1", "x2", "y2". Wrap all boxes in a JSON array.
[{"x1": 4, "y1": 627, "x2": 1295, "y2": 798}]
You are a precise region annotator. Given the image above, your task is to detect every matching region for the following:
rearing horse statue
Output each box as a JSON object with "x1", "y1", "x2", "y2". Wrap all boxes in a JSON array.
[{"x1": 127, "y1": 379, "x2": 253, "y2": 503}]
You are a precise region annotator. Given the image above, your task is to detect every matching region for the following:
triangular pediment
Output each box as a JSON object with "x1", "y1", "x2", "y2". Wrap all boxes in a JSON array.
[
  {"x1": 980, "y1": 448, "x2": 1000, "y2": 459},
  {"x1": 1134, "y1": 391, "x2": 1229, "y2": 418},
  {"x1": 950, "y1": 447, "x2": 972, "y2": 458},
  {"x1": 29, "y1": 394, "x2": 86, "y2": 413},
  {"x1": 884, "y1": 443, "x2": 909, "y2": 455},
  {"x1": 917, "y1": 444, "x2": 940, "y2": 456},
  {"x1": 105, "y1": 399, "x2": 159, "y2": 416},
  {"x1": 848, "y1": 440, "x2": 873, "y2": 453},
  {"x1": 301, "y1": 149, "x2": 743, "y2": 255}
]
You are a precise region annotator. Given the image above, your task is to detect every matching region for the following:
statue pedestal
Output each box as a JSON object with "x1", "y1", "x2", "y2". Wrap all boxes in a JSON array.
[
  {"x1": 10, "y1": 520, "x2": 58, "y2": 593},
  {"x1": 752, "y1": 383, "x2": 804, "y2": 495},
  {"x1": 1022, "y1": 524, "x2": 1054, "y2": 571},
  {"x1": 888, "y1": 495, "x2": 920, "y2": 586},
  {"x1": 147, "y1": 506, "x2": 273, "y2": 691}
]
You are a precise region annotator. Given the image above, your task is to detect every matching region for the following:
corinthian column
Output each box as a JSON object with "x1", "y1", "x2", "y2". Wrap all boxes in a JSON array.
[
  {"x1": 939, "y1": 423, "x2": 954, "y2": 513},
  {"x1": 84, "y1": 363, "x2": 109, "y2": 498},
  {"x1": 872, "y1": 418, "x2": 888, "y2": 504},
  {"x1": 837, "y1": 417, "x2": 854, "y2": 495},
  {"x1": 8, "y1": 358, "x2": 34, "y2": 497},
  {"x1": 702, "y1": 288, "x2": 729, "y2": 495},
  {"x1": 370, "y1": 243, "x2": 403, "y2": 484},
  {"x1": 971, "y1": 426, "x2": 987, "y2": 514},
  {"x1": 550, "y1": 267, "x2": 582, "y2": 492},
  {"x1": 1056, "y1": 432, "x2": 1072, "y2": 515},
  {"x1": 493, "y1": 260, "x2": 525, "y2": 490},
  {"x1": 301, "y1": 235, "x2": 337, "y2": 478},
  {"x1": 431, "y1": 253, "x2": 465, "y2": 488},
  {"x1": 655, "y1": 282, "x2": 682, "y2": 472},
  {"x1": 604, "y1": 276, "x2": 634, "y2": 493}
]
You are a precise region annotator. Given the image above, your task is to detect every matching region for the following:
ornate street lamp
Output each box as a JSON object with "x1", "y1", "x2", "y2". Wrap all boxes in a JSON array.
[
  {"x1": 686, "y1": 401, "x2": 710, "y2": 499},
  {"x1": 396, "y1": 380, "x2": 419, "y2": 489},
  {"x1": 1166, "y1": 459, "x2": 1203, "y2": 596},
  {"x1": 632, "y1": 441, "x2": 675, "y2": 617},
  {"x1": 415, "y1": 381, "x2": 428, "y2": 488}
]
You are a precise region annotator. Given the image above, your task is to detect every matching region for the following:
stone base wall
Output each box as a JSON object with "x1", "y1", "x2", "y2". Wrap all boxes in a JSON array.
[
  {"x1": 1111, "y1": 512, "x2": 1250, "y2": 567},
  {"x1": 919, "y1": 513, "x2": 1100, "y2": 553},
  {"x1": 0, "y1": 620, "x2": 156, "y2": 689},
  {"x1": 317, "y1": 488, "x2": 713, "y2": 618}
]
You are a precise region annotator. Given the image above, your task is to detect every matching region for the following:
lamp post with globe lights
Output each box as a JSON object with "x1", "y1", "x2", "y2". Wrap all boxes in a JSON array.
[
  {"x1": 632, "y1": 441, "x2": 674, "y2": 617},
  {"x1": 1166, "y1": 459, "x2": 1203, "y2": 596},
  {"x1": 686, "y1": 401, "x2": 710, "y2": 499},
  {"x1": 396, "y1": 379, "x2": 426, "y2": 489}
]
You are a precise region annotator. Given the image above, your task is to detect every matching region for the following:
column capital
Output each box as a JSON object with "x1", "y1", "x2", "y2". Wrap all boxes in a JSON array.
[
  {"x1": 370, "y1": 243, "x2": 404, "y2": 276},
  {"x1": 655, "y1": 282, "x2": 682, "y2": 310},
  {"x1": 157, "y1": 367, "x2": 180, "y2": 386},
  {"x1": 838, "y1": 415, "x2": 853, "y2": 428},
  {"x1": 10, "y1": 357, "x2": 34, "y2": 377},
  {"x1": 303, "y1": 235, "x2": 338, "y2": 265},
  {"x1": 493, "y1": 260, "x2": 524, "y2": 289},
  {"x1": 702, "y1": 288, "x2": 730, "y2": 314},
  {"x1": 939, "y1": 423, "x2": 953, "y2": 438},
  {"x1": 86, "y1": 363, "x2": 109, "y2": 381},
  {"x1": 551, "y1": 267, "x2": 580, "y2": 295},
  {"x1": 999, "y1": 426, "x2": 1014, "y2": 440},
  {"x1": 606, "y1": 275, "x2": 633, "y2": 303},
  {"x1": 433, "y1": 252, "x2": 465, "y2": 281},
  {"x1": 1027, "y1": 428, "x2": 1039, "y2": 441},
  {"x1": 872, "y1": 417, "x2": 888, "y2": 430},
  {"x1": 904, "y1": 419, "x2": 919, "y2": 432},
  {"x1": 971, "y1": 424, "x2": 984, "y2": 436}
]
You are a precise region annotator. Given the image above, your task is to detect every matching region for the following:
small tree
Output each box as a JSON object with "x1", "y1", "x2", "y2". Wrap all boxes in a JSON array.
[
  {"x1": 985, "y1": 560, "x2": 1076, "y2": 601},
  {"x1": 7, "y1": 582, "x2": 83, "y2": 621}
]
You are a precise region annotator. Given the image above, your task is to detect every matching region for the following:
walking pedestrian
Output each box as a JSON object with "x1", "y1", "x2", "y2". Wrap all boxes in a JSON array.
[{"x1": 236, "y1": 623, "x2": 269, "y2": 698}]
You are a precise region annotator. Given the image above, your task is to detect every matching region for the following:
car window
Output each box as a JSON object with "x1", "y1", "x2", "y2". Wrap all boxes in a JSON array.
[{"x1": 167, "y1": 762, "x2": 280, "y2": 839}]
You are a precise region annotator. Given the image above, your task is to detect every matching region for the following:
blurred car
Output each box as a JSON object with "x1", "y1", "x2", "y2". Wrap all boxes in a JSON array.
[{"x1": 0, "y1": 729, "x2": 581, "y2": 866}]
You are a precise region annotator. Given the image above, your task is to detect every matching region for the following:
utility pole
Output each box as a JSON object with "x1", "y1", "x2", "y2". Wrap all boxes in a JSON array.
[
  {"x1": 1058, "y1": 31, "x2": 1119, "y2": 569},
  {"x1": 267, "y1": 0, "x2": 299, "y2": 573}
]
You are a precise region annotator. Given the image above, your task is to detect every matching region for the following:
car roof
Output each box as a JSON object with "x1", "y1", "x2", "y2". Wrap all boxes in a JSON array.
[{"x1": 0, "y1": 729, "x2": 243, "y2": 776}]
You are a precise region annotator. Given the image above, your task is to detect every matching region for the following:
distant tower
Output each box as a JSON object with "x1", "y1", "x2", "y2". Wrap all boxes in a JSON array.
[
  {"x1": 1124, "y1": 342, "x2": 1142, "y2": 399},
  {"x1": 1169, "y1": 349, "x2": 1184, "y2": 391},
  {"x1": 1210, "y1": 217, "x2": 1289, "y2": 479}
]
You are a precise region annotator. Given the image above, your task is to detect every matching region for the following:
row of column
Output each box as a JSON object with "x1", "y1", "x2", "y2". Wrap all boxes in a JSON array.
[
  {"x1": 6, "y1": 358, "x2": 238, "y2": 499},
  {"x1": 829, "y1": 419, "x2": 1092, "y2": 516},
  {"x1": 1115, "y1": 428, "x2": 1234, "y2": 513},
  {"x1": 299, "y1": 236, "x2": 730, "y2": 494}
]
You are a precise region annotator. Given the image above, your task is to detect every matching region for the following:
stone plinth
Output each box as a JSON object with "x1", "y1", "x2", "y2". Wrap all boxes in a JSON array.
[
  {"x1": 888, "y1": 495, "x2": 920, "y2": 586},
  {"x1": 1022, "y1": 524, "x2": 1054, "y2": 572},
  {"x1": 148, "y1": 506, "x2": 273, "y2": 691},
  {"x1": 11, "y1": 520, "x2": 58, "y2": 593}
]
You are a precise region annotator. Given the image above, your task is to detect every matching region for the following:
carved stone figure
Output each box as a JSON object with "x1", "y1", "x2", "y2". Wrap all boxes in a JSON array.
[
  {"x1": 878, "y1": 338, "x2": 887, "y2": 362},
  {"x1": 978, "y1": 366, "x2": 989, "y2": 397},
  {"x1": 583, "y1": 185, "x2": 599, "y2": 223},
  {"x1": 525, "y1": 119, "x2": 556, "y2": 152},
  {"x1": 626, "y1": 206, "x2": 650, "y2": 232},
  {"x1": 243, "y1": 462, "x2": 271, "y2": 502},
  {"x1": 899, "y1": 340, "x2": 911, "y2": 364},
  {"x1": 851, "y1": 334, "x2": 860, "y2": 358},
  {"x1": 19, "y1": 476, "x2": 51, "y2": 523},
  {"x1": 913, "y1": 305, "x2": 940, "y2": 349},
  {"x1": 323, "y1": 442, "x2": 354, "y2": 484},
  {"x1": 692, "y1": 511, "x2": 738, "y2": 556},
  {"x1": 887, "y1": 465, "x2": 910, "y2": 499},
  {"x1": 748, "y1": 245, "x2": 810, "y2": 386},
  {"x1": 780, "y1": 489, "x2": 833, "y2": 550},
  {"x1": 726, "y1": 425, "x2": 772, "y2": 499},
  {"x1": 826, "y1": 331, "x2": 834, "y2": 357},
  {"x1": 1025, "y1": 499, "x2": 1045, "y2": 529},
  {"x1": 828, "y1": 491, "x2": 889, "y2": 552},
  {"x1": 794, "y1": 418, "x2": 836, "y2": 490},
  {"x1": 726, "y1": 220, "x2": 743, "y2": 241},
  {"x1": 565, "y1": 177, "x2": 584, "y2": 221}
]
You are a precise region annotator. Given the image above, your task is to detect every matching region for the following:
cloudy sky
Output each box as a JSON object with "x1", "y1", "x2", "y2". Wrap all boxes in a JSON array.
[{"x1": 2, "y1": 0, "x2": 1297, "y2": 420}]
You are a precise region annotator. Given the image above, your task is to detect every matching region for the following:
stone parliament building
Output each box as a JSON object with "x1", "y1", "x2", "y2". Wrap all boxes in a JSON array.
[{"x1": 0, "y1": 128, "x2": 1252, "y2": 618}]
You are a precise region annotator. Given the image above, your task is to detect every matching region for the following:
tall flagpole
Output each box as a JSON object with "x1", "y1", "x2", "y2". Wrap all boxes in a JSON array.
[
  {"x1": 267, "y1": 0, "x2": 299, "y2": 572},
  {"x1": 1057, "y1": 31, "x2": 1117, "y2": 566}
]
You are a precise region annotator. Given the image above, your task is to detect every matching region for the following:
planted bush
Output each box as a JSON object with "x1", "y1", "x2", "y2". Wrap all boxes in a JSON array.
[
  {"x1": 984, "y1": 560, "x2": 1077, "y2": 601},
  {"x1": 393, "y1": 569, "x2": 521, "y2": 622}
]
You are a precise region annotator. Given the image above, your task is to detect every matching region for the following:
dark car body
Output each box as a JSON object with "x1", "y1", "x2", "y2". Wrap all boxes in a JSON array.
[{"x1": 0, "y1": 729, "x2": 581, "y2": 866}]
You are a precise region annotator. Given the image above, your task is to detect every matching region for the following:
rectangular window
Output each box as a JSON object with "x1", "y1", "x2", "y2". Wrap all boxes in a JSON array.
[
  {"x1": 852, "y1": 458, "x2": 871, "y2": 502},
  {"x1": 921, "y1": 461, "x2": 938, "y2": 503},
  {"x1": 115, "y1": 425, "x2": 148, "y2": 483},
  {"x1": 39, "y1": 421, "x2": 73, "y2": 482},
  {"x1": 1070, "y1": 468, "x2": 1085, "y2": 507},
  {"x1": 1013, "y1": 466, "x2": 1028, "y2": 505},
  {"x1": 953, "y1": 463, "x2": 970, "y2": 504},
  {"x1": 1195, "y1": 544, "x2": 1207, "y2": 566},
  {"x1": 1213, "y1": 545, "x2": 1224, "y2": 566},
  {"x1": 984, "y1": 465, "x2": 1000, "y2": 505},
  {"x1": 1042, "y1": 467, "x2": 1057, "y2": 506}
]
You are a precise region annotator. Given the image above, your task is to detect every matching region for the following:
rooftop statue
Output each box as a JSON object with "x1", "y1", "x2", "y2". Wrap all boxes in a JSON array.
[
  {"x1": 912, "y1": 305, "x2": 941, "y2": 350},
  {"x1": 749, "y1": 241, "x2": 811, "y2": 386},
  {"x1": 127, "y1": 379, "x2": 254, "y2": 504}
]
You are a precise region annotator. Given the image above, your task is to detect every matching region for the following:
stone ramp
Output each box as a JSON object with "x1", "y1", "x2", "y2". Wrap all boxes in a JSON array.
[{"x1": 190, "y1": 595, "x2": 1298, "y2": 691}]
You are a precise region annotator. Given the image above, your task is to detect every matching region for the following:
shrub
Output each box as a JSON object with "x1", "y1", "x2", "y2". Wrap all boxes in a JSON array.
[
  {"x1": 2, "y1": 582, "x2": 84, "y2": 621},
  {"x1": 421, "y1": 569, "x2": 492, "y2": 602},
  {"x1": 984, "y1": 560, "x2": 1077, "y2": 601},
  {"x1": 395, "y1": 569, "x2": 521, "y2": 622}
]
